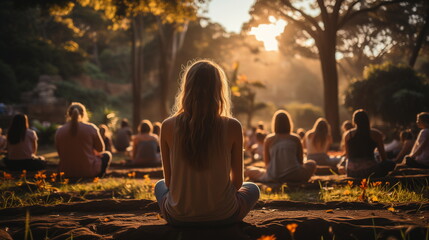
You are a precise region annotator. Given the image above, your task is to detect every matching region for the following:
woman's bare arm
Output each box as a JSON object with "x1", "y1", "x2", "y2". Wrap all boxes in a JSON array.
[
  {"x1": 295, "y1": 135, "x2": 304, "y2": 164},
  {"x1": 263, "y1": 134, "x2": 274, "y2": 167},
  {"x1": 230, "y1": 118, "x2": 243, "y2": 191},
  {"x1": 373, "y1": 130, "x2": 387, "y2": 161},
  {"x1": 160, "y1": 118, "x2": 173, "y2": 188}
]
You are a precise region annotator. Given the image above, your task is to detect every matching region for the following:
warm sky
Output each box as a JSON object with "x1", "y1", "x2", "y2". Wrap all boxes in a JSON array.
[
  {"x1": 205, "y1": 0, "x2": 255, "y2": 33},
  {"x1": 205, "y1": 0, "x2": 287, "y2": 51}
]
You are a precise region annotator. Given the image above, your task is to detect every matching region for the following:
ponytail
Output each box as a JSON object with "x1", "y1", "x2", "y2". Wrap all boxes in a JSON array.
[
  {"x1": 70, "y1": 108, "x2": 80, "y2": 136},
  {"x1": 66, "y1": 102, "x2": 88, "y2": 136}
]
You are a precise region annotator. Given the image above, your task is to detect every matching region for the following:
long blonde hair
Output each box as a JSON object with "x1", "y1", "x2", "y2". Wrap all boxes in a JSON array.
[
  {"x1": 66, "y1": 102, "x2": 89, "y2": 136},
  {"x1": 172, "y1": 60, "x2": 231, "y2": 169},
  {"x1": 309, "y1": 118, "x2": 331, "y2": 148}
]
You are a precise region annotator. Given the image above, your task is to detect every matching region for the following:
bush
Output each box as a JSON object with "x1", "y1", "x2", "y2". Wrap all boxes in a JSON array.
[
  {"x1": 55, "y1": 81, "x2": 108, "y2": 111},
  {"x1": 345, "y1": 62, "x2": 429, "y2": 127}
]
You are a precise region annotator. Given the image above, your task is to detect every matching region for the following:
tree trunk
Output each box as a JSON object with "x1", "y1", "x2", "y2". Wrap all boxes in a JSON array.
[
  {"x1": 158, "y1": 22, "x2": 189, "y2": 119},
  {"x1": 409, "y1": 7, "x2": 429, "y2": 68},
  {"x1": 131, "y1": 15, "x2": 144, "y2": 132},
  {"x1": 318, "y1": 34, "x2": 341, "y2": 142}
]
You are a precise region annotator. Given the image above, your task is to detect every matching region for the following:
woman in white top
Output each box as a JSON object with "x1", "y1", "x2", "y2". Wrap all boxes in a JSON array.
[
  {"x1": 4, "y1": 114, "x2": 46, "y2": 171},
  {"x1": 303, "y1": 118, "x2": 339, "y2": 168},
  {"x1": 245, "y1": 110, "x2": 317, "y2": 182},
  {"x1": 154, "y1": 60, "x2": 260, "y2": 225}
]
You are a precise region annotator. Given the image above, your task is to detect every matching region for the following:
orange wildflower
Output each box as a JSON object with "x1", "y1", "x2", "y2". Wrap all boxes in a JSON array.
[
  {"x1": 60, "y1": 172, "x2": 65, "y2": 177},
  {"x1": 359, "y1": 179, "x2": 368, "y2": 190},
  {"x1": 266, "y1": 187, "x2": 272, "y2": 193},
  {"x1": 257, "y1": 235, "x2": 276, "y2": 240},
  {"x1": 93, "y1": 177, "x2": 99, "y2": 183},
  {"x1": 286, "y1": 223, "x2": 298, "y2": 234},
  {"x1": 127, "y1": 172, "x2": 136, "y2": 178},
  {"x1": 3, "y1": 172, "x2": 13, "y2": 180},
  {"x1": 20, "y1": 170, "x2": 27, "y2": 178},
  {"x1": 347, "y1": 180, "x2": 353, "y2": 186},
  {"x1": 371, "y1": 181, "x2": 382, "y2": 187},
  {"x1": 62, "y1": 178, "x2": 69, "y2": 184}
]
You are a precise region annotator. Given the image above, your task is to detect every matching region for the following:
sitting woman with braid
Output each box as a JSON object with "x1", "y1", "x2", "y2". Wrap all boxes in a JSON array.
[{"x1": 55, "y1": 102, "x2": 112, "y2": 178}]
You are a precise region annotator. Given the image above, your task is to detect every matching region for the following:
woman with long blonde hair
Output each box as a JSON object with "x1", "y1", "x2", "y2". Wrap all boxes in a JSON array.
[
  {"x1": 303, "y1": 118, "x2": 339, "y2": 168},
  {"x1": 154, "y1": 60, "x2": 260, "y2": 225},
  {"x1": 245, "y1": 110, "x2": 317, "y2": 182},
  {"x1": 55, "y1": 102, "x2": 112, "y2": 178}
]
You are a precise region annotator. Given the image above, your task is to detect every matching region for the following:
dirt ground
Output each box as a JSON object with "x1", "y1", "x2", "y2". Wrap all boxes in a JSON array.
[{"x1": 1, "y1": 199, "x2": 428, "y2": 240}]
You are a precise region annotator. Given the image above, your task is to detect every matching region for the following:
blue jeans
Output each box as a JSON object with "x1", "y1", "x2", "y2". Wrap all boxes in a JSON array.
[{"x1": 154, "y1": 180, "x2": 260, "y2": 226}]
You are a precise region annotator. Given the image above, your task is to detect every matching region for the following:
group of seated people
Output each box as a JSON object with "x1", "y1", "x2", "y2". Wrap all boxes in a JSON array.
[
  {"x1": 0, "y1": 102, "x2": 162, "y2": 178},
  {"x1": 1, "y1": 59, "x2": 429, "y2": 226},
  {"x1": 0, "y1": 105, "x2": 428, "y2": 181},
  {"x1": 244, "y1": 109, "x2": 429, "y2": 183}
]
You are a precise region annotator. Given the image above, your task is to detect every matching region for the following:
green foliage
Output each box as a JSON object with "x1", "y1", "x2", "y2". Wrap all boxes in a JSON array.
[
  {"x1": 0, "y1": 60, "x2": 18, "y2": 103},
  {"x1": 82, "y1": 61, "x2": 109, "y2": 81},
  {"x1": 0, "y1": 0, "x2": 85, "y2": 103},
  {"x1": 345, "y1": 62, "x2": 429, "y2": 127},
  {"x1": 54, "y1": 81, "x2": 108, "y2": 111},
  {"x1": 283, "y1": 102, "x2": 324, "y2": 130},
  {"x1": 32, "y1": 120, "x2": 59, "y2": 146}
]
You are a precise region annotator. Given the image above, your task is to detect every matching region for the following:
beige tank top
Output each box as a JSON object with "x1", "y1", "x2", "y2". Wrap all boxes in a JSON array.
[{"x1": 164, "y1": 117, "x2": 238, "y2": 222}]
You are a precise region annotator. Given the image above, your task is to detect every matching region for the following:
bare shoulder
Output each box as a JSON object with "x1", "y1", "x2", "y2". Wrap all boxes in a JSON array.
[
  {"x1": 371, "y1": 128, "x2": 383, "y2": 135},
  {"x1": 226, "y1": 117, "x2": 242, "y2": 131},
  {"x1": 265, "y1": 133, "x2": 275, "y2": 143},
  {"x1": 370, "y1": 128, "x2": 384, "y2": 140},
  {"x1": 289, "y1": 133, "x2": 302, "y2": 143},
  {"x1": 161, "y1": 117, "x2": 176, "y2": 131}
]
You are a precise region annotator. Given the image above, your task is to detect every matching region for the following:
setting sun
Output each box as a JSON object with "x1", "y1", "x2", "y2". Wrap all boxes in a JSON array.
[{"x1": 249, "y1": 16, "x2": 287, "y2": 51}]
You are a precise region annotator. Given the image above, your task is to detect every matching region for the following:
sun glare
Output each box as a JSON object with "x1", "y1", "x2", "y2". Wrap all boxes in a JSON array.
[{"x1": 249, "y1": 16, "x2": 287, "y2": 51}]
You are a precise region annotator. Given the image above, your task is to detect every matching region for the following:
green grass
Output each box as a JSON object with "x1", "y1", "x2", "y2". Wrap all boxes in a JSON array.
[
  {"x1": 0, "y1": 174, "x2": 155, "y2": 209},
  {"x1": 259, "y1": 180, "x2": 429, "y2": 203},
  {"x1": 1, "y1": 171, "x2": 428, "y2": 209}
]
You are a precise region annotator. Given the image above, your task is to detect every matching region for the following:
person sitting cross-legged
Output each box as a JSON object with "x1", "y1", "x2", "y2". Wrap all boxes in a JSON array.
[
  {"x1": 245, "y1": 110, "x2": 317, "y2": 183},
  {"x1": 55, "y1": 102, "x2": 112, "y2": 178},
  {"x1": 154, "y1": 60, "x2": 260, "y2": 226},
  {"x1": 344, "y1": 109, "x2": 395, "y2": 178},
  {"x1": 130, "y1": 119, "x2": 161, "y2": 168}
]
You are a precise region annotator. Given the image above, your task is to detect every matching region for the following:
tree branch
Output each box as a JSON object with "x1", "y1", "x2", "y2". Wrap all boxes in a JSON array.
[
  {"x1": 332, "y1": 0, "x2": 346, "y2": 27},
  {"x1": 278, "y1": 8, "x2": 318, "y2": 40},
  {"x1": 338, "y1": 0, "x2": 405, "y2": 29},
  {"x1": 317, "y1": 0, "x2": 330, "y2": 29},
  {"x1": 280, "y1": 0, "x2": 323, "y2": 33}
]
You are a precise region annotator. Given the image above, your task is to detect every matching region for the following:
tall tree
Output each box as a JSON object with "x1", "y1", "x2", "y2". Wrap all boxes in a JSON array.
[
  {"x1": 77, "y1": 0, "x2": 200, "y2": 129},
  {"x1": 250, "y1": 0, "x2": 405, "y2": 141}
]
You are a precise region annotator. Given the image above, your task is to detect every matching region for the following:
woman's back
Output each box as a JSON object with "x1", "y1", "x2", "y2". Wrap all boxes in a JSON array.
[
  {"x1": 7, "y1": 129, "x2": 36, "y2": 160},
  {"x1": 346, "y1": 129, "x2": 378, "y2": 161},
  {"x1": 163, "y1": 116, "x2": 238, "y2": 222},
  {"x1": 265, "y1": 135, "x2": 300, "y2": 181},
  {"x1": 56, "y1": 122, "x2": 103, "y2": 177},
  {"x1": 305, "y1": 132, "x2": 330, "y2": 154},
  {"x1": 132, "y1": 134, "x2": 159, "y2": 166}
]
